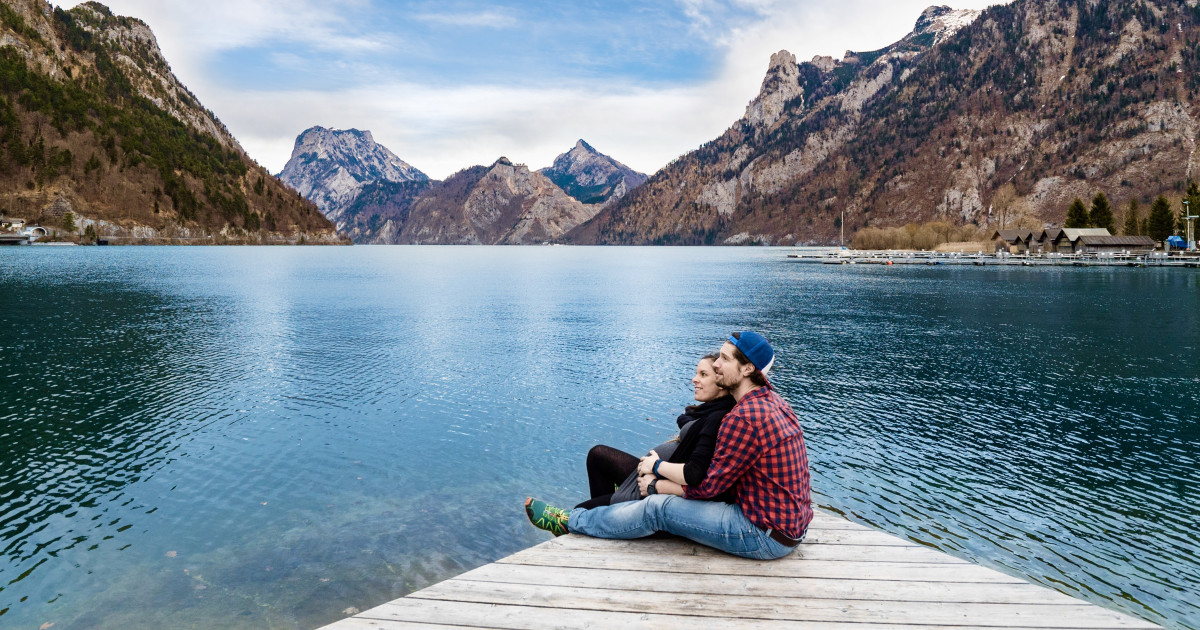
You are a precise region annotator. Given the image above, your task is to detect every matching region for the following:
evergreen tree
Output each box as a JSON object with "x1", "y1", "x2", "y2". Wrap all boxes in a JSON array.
[
  {"x1": 1065, "y1": 198, "x2": 1090, "y2": 228},
  {"x1": 1122, "y1": 199, "x2": 1140, "y2": 236},
  {"x1": 1089, "y1": 192, "x2": 1114, "y2": 232},
  {"x1": 1146, "y1": 196, "x2": 1175, "y2": 242},
  {"x1": 62, "y1": 211, "x2": 75, "y2": 233}
]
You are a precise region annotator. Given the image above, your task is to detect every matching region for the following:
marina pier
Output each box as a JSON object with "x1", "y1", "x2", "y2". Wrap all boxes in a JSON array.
[{"x1": 789, "y1": 251, "x2": 1200, "y2": 267}]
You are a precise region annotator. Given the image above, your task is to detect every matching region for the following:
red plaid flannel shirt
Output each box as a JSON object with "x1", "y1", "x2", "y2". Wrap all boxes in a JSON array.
[{"x1": 684, "y1": 383, "x2": 812, "y2": 539}]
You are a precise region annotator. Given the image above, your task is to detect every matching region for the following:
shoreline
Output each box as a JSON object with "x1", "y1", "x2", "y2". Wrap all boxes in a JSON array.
[{"x1": 790, "y1": 250, "x2": 1200, "y2": 267}]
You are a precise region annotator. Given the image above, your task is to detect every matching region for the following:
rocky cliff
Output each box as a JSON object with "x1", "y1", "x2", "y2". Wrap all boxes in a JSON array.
[
  {"x1": 347, "y1": 157, "x2": 600, "y2": 244},
  {"x1": 540, "y1": 139, "x2": 647, "y2": 206},
  {"x1": 569, "y1": 0, "x2": 1200, "y2": 245},
  {"x1": 305, "y1": 136, "x2": 631, "y2": 244},
  {"x1": 0, "y1": 0, "x2": 339, "y2": 243},
  {"x1": 277, "y1": 126, "x2": 427, "y2": 231}
]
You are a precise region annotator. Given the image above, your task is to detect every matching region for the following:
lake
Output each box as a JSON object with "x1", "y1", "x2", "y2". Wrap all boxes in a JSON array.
[{"x1": 1, "y1": 246, "x2": 1197, "y2": 630}]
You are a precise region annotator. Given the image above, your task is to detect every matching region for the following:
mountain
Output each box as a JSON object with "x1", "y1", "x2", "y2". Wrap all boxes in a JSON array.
[
  {"x1": 344, "y1": 157, "x2": 600, "y2": 244},
  {"x1": 335, "y1": 178, "x2": 431, "y2": 243},
  {"x1": 0, "y1": 0, "x2": 339, "y2": 243},
  {"x1": 568, "y1": 1, "x2": 1200, "y2": 245},
  {"x1": 296, "y1": 135, "x2": 641, "y2": 243},
  {"x1": 277, "y1": 126, "x2": 427, "y2": 231},
  {"x1": 540, "y1": 139, "x2": 647, "y2": 206}
]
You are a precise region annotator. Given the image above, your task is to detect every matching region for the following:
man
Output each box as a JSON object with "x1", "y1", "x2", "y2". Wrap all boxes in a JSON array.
[{"x1": 525, "y1": 331, "x2": 812, "y2": 560}]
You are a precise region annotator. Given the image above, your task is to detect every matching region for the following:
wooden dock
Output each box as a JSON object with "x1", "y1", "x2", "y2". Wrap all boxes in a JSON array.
[{"x1": 318, "y1": 509, "x2": 1159, "y2": 629}]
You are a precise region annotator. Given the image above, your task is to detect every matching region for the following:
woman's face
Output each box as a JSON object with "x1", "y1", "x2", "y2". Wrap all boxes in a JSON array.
[{"x1": 692, "y1": 358, "x2": 725, "y2": 402}]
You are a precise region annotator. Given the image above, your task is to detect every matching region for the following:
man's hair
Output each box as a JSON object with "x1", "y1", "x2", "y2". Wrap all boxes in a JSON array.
[{"x1": 730, "y1": 332, "x2": 768, "y2": 387}]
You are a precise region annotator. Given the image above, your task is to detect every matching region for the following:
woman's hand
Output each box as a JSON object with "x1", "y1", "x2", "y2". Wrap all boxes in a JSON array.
[
  {"x1": 638, "y1": 450, "x2": 660, "y2": 476},
  {"x1": 638, "y1": 474, "x2": 656, "y2": 497}
]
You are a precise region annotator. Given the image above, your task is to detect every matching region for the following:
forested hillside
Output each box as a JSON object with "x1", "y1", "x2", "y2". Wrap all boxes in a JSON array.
[
  {"x1": 569, "y1": 1, "x2": 1200, "y2": 245},
  {"x1": 0, "y1": 0, "x2": 339, "y2": 243}
]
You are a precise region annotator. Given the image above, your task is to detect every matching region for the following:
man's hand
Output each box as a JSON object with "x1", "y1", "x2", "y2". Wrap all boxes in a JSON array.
[
  {"x1": 638, "y1": 450, "x2": 660, "y2": 476},
  {"x1": 638, "y1": 474, "x2": 655, "y2": 497}
]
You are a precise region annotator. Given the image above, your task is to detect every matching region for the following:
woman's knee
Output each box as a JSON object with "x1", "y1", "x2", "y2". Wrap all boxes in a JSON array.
[{"x1": 586, "y1": 444, "x2": 612, "y2": 465}]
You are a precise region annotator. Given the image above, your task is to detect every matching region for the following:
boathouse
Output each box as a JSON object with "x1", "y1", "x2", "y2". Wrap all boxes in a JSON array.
[
  {"x1": 1073, "y1": 235, "x2": 1156, "y2": 255},
  {"x1": 1049, "y1": 228, "x2": 1112, "y2": 254},
  {"x1": 1, "y1": 216, "x2": 25, "y2": 232},
  {"x1": 991, "y1": 229, "x2": 1034, "y2": 253},
  {"x1": 1033, "y1": 228, "x2": 1064, "y2": 253}
]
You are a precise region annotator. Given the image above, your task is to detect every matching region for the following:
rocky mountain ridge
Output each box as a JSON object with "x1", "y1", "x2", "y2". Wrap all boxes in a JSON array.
[
  {"x1": 277, "y1": 126, "x2": 427, "y2": 231},
  {"x1": 343, "y1": 157, "x2": 599, "y2": 244},
  {"x1": 285, "y1": 131, "x2": 640, "y2": 243},
  {"x1": 568, "y1": 0, "x2": 1200, "y2": 245},
  {"x1": 539, "y1": 139, "x2": 647, "y2": 206},
  {"x1": 0, "y1": 0, "x2": 339, "y2": 243}
]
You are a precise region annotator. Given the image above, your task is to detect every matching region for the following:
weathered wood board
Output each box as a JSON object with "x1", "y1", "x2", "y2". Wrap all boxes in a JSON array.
[{"x1": 317, "y1": 509, "x2": 1160, "y2": 630}]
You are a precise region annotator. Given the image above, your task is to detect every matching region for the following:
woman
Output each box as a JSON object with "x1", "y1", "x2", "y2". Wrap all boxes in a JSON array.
[{"x1": 527, "y1": 353, "x2": 734, "y2": 532}]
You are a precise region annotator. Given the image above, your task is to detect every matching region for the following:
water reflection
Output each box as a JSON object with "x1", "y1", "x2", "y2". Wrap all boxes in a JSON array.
[{"x1": 0, "y1": 248, "x2": 1197, "y2": 630}]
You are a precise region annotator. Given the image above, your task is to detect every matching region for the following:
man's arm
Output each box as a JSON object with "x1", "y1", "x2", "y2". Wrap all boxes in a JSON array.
[
  {"x1": 638, "y1": 452, "x2": 687, "y2": 486},
  {"x1": 684, "y1": 411, "x2": 759, "y2": 500}
]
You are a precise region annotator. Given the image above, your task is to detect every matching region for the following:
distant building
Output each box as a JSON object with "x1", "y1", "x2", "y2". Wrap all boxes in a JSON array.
[
  {"x1": 1033, "y1": 228, "x2": 1064, "y2": 253},
  {"x1": 1075, "y1": 235, "x2": 1156, "y2": 255},
  {"x1": 991, "y1": 229, "x2": 1034, "y2": 253},
  {"x1": 1, "y1": 217, "x2": 25, "y2": 233},
  {"x1": 1046, "y1": 228, "x2": 1111, "y2": 254}
]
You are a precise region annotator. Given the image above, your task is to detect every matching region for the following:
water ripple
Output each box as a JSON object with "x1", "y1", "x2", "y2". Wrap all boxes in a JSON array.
[{"x1": 0, "y1": 248, "x2": 1197, "y2": 629}]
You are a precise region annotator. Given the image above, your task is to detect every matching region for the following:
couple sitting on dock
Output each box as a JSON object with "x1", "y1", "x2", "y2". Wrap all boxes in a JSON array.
[{"x1": 525, "y1": 331, "x2": 813, "y2": 560}]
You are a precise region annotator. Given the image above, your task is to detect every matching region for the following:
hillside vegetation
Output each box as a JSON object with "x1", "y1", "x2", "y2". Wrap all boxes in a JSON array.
[
  {"x1": 0, "y1": 0, "x2": 339, "y2": 243},
  {"x1": 570, "y1": 0, "x2": 1200, "y2": 245}
]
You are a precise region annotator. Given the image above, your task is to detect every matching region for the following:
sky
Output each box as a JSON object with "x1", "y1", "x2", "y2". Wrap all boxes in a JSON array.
[{"x1": 67, "y1": 0, "x2": 1008, "y2": 180}]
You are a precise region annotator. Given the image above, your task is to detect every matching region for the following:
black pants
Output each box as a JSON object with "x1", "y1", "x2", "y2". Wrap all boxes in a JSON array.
[{"x1": 575, "y1": 444, "x2": 638, "y2": 510}]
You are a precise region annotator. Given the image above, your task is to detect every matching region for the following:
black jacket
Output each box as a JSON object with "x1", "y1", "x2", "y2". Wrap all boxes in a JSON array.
[{"x1": 666, "y1": 395, "x2": 736, "y2": 489}]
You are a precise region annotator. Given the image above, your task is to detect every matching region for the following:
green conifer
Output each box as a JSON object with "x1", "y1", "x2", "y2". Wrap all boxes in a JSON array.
[
  {"x1": 1147, "y1": 196, "x2": 1175, "y2": 242},
  {"x1": 1089, "y1": 192, "x2": 1114, "y2": 232},
  {"x1": 1064, "y1": 198, "x2": 1090, "y2": 228},
  {"x1": 1122, "y1": 199, "x2": 1140, "y2": 236}
]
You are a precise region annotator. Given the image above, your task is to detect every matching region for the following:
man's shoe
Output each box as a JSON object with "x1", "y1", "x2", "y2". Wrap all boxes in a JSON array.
[{"x1": 524, "y1": 497, "x2": 569, "y2": 536}]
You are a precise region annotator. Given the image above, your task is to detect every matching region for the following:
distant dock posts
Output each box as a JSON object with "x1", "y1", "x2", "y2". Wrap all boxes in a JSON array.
[{"x1": 787, "y1": 250, "x2": 1200, "y2": 268}]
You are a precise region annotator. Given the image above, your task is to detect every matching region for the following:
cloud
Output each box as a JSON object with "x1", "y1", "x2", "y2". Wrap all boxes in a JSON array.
[
  {"x1": 412, "y1": 10, "x2": 519, "y2": 29},
  {"x1": 70, "y1": 0, "x2": 388, "y2": 76},
  {"x1": 224, "y1": 80, "x2": 736, "y2": 179},
  {"x1": 69, "y1": 0, "x2": 1010, "y2": 181}
]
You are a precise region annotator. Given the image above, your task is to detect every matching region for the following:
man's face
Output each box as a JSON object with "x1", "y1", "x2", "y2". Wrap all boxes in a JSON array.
[{"x1": 712, "y1": 342, "x2": 747, "y2": 389}]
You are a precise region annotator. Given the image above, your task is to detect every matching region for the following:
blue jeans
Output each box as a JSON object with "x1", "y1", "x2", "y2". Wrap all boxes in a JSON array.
[{"x1": 567, "y1": 495, "x2": 799, "y2": 560}]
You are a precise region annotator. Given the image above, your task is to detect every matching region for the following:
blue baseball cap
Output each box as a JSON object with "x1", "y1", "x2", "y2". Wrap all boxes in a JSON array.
[{"x1": 729, "y1": 331, "x2": 774, "y2": 373}]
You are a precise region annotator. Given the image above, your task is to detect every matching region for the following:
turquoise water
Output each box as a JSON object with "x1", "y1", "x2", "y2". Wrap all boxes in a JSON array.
[{"x1": 0, "y1": 246, "x2": 1197, "y2": 629}]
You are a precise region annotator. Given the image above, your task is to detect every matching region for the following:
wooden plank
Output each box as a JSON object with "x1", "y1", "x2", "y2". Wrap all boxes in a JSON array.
[
  {"x1": 498, "y1": 549, "x2": 1026, "y2": 583},
  {"x1": 409, "y1": 580, "x2": 1158, "y2": 629},
  {"x1": 340, "y1": 598, "x2": 1085, "y2": 630},
  {"x1": 454, "y1": 562, "x2": 1082, "y2": 605},
  {"x1": 516, "y1": 536, "x2": 969, "y2": 564},
  {"x1": 316, "y1": 508, "x2": 1161, "y2": 630},
  {"x1": 540, "y1": 525, "x2": 921, "y2": 544},
  {"x1": 805, "y1": 513, "x2": 879, "y2": 531},
  {"x1": 802, "y1": 528, "x2": 927, "y2": 546},
  {"x1": 317, "y1": 617, "x2": 465, "y2": 630}
]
